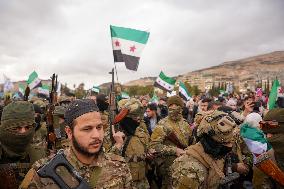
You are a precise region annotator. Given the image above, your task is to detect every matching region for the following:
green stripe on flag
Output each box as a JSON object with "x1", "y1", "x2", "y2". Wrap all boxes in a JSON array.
[
  {"x1": 159, "y1": 71, "x2": 176, "y2": 85},
  {"x1": 27, "y1": 71, "x2": 38, "y2": 84},
  {"x1": 110, "y1": 25, "x2": 150, "y2": 44},
  {"x1": 268, "y1": 79, "x2": 280, "y2": 110},
  {"x1": 41, "y1": 85, "x2": 50, "y2": 90}
]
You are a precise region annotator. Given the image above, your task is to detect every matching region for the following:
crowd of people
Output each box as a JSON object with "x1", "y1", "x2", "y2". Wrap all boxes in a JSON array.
[{"x1": 0, "y1": 89, "x2": 283, "y2": 189}]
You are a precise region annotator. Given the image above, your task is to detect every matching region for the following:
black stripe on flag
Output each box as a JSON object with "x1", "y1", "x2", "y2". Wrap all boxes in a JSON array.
[{"x1": 154, "y1": 82, "x2": 172, "y2": 92}]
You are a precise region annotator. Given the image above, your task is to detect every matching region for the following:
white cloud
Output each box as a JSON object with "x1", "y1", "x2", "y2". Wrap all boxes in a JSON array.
[{"x1": 0, "y1": 0, "x2": 283, "y2": 89}]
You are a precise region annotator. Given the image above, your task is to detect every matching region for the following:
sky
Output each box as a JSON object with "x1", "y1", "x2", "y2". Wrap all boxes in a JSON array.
[{"x1": 0, "y1": 0, "x2": 284, "y2": 89}]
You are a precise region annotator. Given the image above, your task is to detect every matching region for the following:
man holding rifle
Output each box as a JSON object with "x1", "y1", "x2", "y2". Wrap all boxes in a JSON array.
[
  {"x1": 149, "y1": 95, "x2": 193, "y2": 189},
  {"x1": 20, "y1": 99, "x2": 133, "y2": 188}
]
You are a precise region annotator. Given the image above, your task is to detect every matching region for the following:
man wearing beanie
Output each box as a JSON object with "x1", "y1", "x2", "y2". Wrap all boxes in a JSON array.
[
  {"x1": 150, "y1": 95, "x2": 193, "y2": 189},
  {"x1": 171, "y1": 110, "x2": 237, "y2": 189},
  {"x1": 0, "y1": 101, "x2": 36, "y2": 188},
  {"x1": 20, "y1": 99, "x2": 133, "y2": 189}
]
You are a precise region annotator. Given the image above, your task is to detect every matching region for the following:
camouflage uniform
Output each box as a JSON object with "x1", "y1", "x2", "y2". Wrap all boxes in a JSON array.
[
  {"x1": 150, "y1": 96, "x2": 192, "y2": 189},
  {"x1": 171, "y1": 110, "x2": 237, "y2": 189},
  {"x1": 29, "y1": 102, "x2": 48, "y2": 164},
  {"x1": 105, "y1": 98, "x2": 150, "y2": 189},
  {"x1": 0, "y1": 101, "x2": 36, "y2": 188},
  {"x1": 29, "y1": 121, "x2": 48, "y2": 164},
  {"x1": 101, "y1": 110, "x2": 109, "y2": 131},
  {"x1": 253, "y1": 108, "x2": 284, "y2": 189},
  {"x1": 53, "y1": 106, "x2": 69, "y2": 150},
  {"x1": 19, "y1": 147, "x2": 133, "y2": 189}
]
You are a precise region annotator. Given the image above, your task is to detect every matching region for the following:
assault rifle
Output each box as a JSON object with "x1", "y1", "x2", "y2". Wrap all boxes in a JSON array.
[
  {"x1": 219, "y1": 155, "x2": 239, "y2": 189},
  {"x1": 37, "y1": 149, "x2": 90, "y2": 189},
  {"x1": 46, "y1": 74, "x2": 58, "y2": 150}
]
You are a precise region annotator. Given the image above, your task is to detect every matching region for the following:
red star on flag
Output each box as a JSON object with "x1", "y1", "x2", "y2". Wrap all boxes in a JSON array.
[
  {"x1": 115, "y1": 40, "x2": 120, "y2": 47},
  {"x1": 278, "y1": 87, "x2": 284, "y2": 94},
  {"x1": 130, "y1": 45, "x2": 136, "y2": 52}
]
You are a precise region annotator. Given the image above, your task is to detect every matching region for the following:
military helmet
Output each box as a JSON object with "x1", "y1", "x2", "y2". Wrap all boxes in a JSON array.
[
  {"x1": 197, "y1": 110, "x2": 236, "y2": 143},
  {"x1": 194, "y1": 110, "x2": 214, "y2": 128}
]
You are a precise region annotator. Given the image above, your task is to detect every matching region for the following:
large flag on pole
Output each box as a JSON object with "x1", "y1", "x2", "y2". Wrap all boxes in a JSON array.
[
  {"x1": 3, "y1": 74, "x2": 14, "y2": 93},
  {"x1": 110, "y1": 25, "x2": 150, "y2": 71},
  {"x1": 268, "y1": 79, "x2": 280, "y2": 110},
  {"x1": 179, "y1": 81, "x2": 191, "y2": 101},
  {"x1": 27, "y1": 71, "x2": 42, "y2": 89},
  {"x1": 154, "y1": 71, "x2": 176, "y2": 92}
]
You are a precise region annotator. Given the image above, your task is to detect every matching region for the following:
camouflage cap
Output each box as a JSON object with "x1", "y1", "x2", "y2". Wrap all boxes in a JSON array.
[
  {"x1": 53, "y1": 106, "x2": 66, "y2": 117},
  {"x1": 167, "y1": 95, "x2": 184, "y2": 107},
  {"x1": 117, "y1": 98, "x2": 143, "y2": 119},
  {"x1": 1, "y1": 101, "x2": 35, "y2": 128},
  {"x1": 197, "y1": 110, "x2": 236, "y2": 143}
]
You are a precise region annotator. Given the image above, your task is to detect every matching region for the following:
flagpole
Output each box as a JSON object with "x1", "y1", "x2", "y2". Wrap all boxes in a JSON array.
[{"x1": 114, "y1": 63, "x2": 119, "y2": 84}]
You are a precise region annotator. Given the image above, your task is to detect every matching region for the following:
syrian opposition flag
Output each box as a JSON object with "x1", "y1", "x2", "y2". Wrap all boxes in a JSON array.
[
  {"x1": 110, "y1": 25, "x2": 150, "y2": 71},
  {"x1": 92, "y1": 86, "x2": 100, "y2": 93},
  {"x1": 150, "y1": 92, "x2": 159, "y2": 104},
  {"x1": 121, "y1": 92, "x2": 130, "y2": 99},
  {"x1": 277, "y1": 86, "x2": 284, "y2": 97},
  {"x1": 18, "y1": 83, "x2": 26, "y2": 98},
  {"x1": 268, "y1": 79, "x2": 280, "y2": 110},
  {"x1": 27, "y1": 71, "x2": 42, "y2": 89},
  {"x1": 240, "y1": 123, "x2": 272, "y2": 162},
  {"x1": 179, "y1": 81, "x2": 191, "y2": 101},
  {"x1": 38, "y1": 85, "x2": 50, "y2": 96},
  {"x1": 154, "y1": 71, "x2": 176, "y2": 92}
]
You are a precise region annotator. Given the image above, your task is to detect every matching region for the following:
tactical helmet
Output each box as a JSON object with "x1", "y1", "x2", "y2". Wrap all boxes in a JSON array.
[{"x1": 197, "y1": 110, "x2": 236, "y2": 143}]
